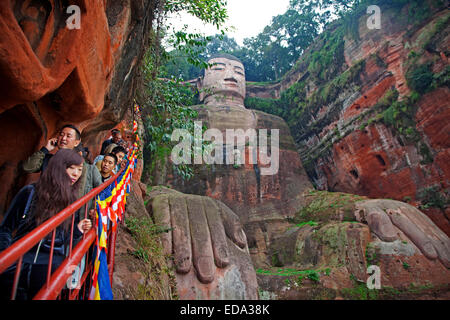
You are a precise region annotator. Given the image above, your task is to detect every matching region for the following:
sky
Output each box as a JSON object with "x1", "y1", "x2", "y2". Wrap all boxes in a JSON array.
[{"x1": 167, "y1": 0, "x2": 291, "y2": 46}]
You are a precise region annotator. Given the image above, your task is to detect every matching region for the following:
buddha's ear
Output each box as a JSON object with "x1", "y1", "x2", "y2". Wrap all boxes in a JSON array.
[{"x1": 197, "y1": 77, "x2": 205, "y2": 102}]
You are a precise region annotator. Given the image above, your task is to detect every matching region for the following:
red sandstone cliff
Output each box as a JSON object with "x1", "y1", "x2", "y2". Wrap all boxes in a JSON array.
[
  {"x1": 1, "y1": 0, "x2": 449, "y2": 301},
  {"x1": 0, "y1": 0, "x2": 154, "y2": 218},
  {"x1": 247, "y1": 3, "x2": 450, "y2": 235}
]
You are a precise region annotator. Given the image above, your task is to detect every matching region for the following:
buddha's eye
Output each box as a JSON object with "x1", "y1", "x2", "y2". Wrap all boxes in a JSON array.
[{"x1": 211, "y1": 63, "x2": 226, "y2": 71}]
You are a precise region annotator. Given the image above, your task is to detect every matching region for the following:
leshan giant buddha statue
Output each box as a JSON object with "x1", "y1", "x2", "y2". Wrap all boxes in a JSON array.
[
  {"x1": 151, "y1": 53, "x2": 450, "y2": 299},
  {"x1": 170, "y1": 54, "x2": 314, "y2": 267}
]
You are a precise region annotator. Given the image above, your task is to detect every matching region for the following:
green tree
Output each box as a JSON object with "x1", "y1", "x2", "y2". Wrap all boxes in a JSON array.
[
  {"x1": 163, "y1": 1, "x2": 324, "y2": 82},
  {"x1": 289, "y1": 0, "x2": 360, "y2": 23},
  {"x1": 202, "y1": 34, "x2": 241, "y2": 58},
  {"x1": 138, "y1": 0, "x2": 229, "y2": 183},
  {"x1": 164, "y1": 48, "x2": 203, "y2": 80},
  {"x1": 164, "y1": 34, "x2": 241, "y2": 81}
]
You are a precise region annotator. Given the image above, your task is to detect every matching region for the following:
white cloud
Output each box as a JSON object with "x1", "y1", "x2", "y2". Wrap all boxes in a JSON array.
[
  {"x1": 226, "y1": 0, "x2": 290, "y2": 44},
  {"x1": 166, "y1": 0, "x2": 291, "y2": 46}
]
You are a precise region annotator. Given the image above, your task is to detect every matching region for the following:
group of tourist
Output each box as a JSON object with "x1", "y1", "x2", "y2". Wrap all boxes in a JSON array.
[{"x1": 0, "y1": 125, "x2": 132, "y2": 299}]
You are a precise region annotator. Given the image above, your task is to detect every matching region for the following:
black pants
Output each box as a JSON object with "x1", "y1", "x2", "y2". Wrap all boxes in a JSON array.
[{"x1": 0, "y1": 251, "x2": 64, "y2": 300}]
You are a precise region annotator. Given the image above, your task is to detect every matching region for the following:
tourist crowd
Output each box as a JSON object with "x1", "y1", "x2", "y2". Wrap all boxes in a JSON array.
[{"x1": 0, "y1": 125, "x2": 133, "y2": 299}]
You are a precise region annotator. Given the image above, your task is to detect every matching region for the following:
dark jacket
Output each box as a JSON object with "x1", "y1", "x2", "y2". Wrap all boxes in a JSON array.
[
  {"x1": 100, "y1": 138, "x2": 125, "y2": 155},
  {"x1": 0, "y1": 184, "x2": 82, "y2": 255},
  {"x1": 0, "y1": 184, "x2": 36, "y2": 251},
  {"x1": 100, "y1": 139, "x2": 113, "y2": 155},
  {"x1": 0, "y1": 184, "x2": 83, "y2": 300}
]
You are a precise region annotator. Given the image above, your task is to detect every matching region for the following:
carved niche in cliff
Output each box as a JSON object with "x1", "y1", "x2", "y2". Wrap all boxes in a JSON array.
[{"x1": 0, "y1": 0, "x2": 155, "y2": 217}]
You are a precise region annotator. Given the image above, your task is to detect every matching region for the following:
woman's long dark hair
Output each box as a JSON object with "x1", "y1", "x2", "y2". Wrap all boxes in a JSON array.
[{"x1": 34, "y1": 149, "x2": 84, "y2": 231}]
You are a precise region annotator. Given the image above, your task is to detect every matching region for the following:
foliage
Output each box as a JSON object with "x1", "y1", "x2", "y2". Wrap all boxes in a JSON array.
[
  {"x1": 381, "y1": 92, "x2": 421, "y2": 143},
  {"x1": 165, "y1": 0, "x2": 228, "y2": 26},
  {"x1": 125, "y1": 215, "x2": 177, "y2": 299},
  {"x1": 126, "y1": 216, "x2": 172, "y2": 247},
  {"x1": 163, "y1": 0, "x2": 329, "y2": 81},
  {"x1": 289, "y1": 0, "x2": 359, "y2": 27},
  {"x1": 295, "y1": 220, "x2": 319, "y2": 228},
  {"x1": 432, "y1": 65, "x2": 450, "y2": 89},
  {"x1": 307, "y1": 270, "x2": 321, "y2": 283},
  {"x1": 365, "y1": 243, "x2": 379, "y2": 266},
  {"x1": 163, "y1": 0, "x2": 446, "y2": 83},
  {"x1": 418, "y1": 186, "x2": 448, "y2": 210},
  {"x1": 307, "y1": 27, "x2": 345, "y2": 83},
  {"x1": 406, "y1": 63, "x2": 434, "y2": 94},
  {"x1": 140, "y1": 47, "x2": 199, "y2": 182},
  {"x1": 295, "y1": 190, "x2": 366, "y2": 224},
  {"x1": 255, "y1": 267, "x2": 326, "y2": 281},
  {"x1": 422, "y1": 13, "x2": 450, "y2": 50},
  {"x1": 341, "y1": 282, "x2": 379, "y2": 300},
  {"x1": 244, "y1": 97, "x2": 284, "y2": 118},
  {"x1": 164, "y1": 0, "x2": 229, "y2": 68},
  {"x1": 159, "y1": 0, "x2": 447, "y2": 185},
  {"x1": 164, "y1": 33, "x2": 241, "y2": 80},
  {"x1": 366, "y1": 87, "x2": 439, "y2": 166},
  {"x1": 236, "y1": 4, "x2": 323, "y2": 81},
  {"x1": 418, "y1": 142, "x2": 434, "y2": 165},
  {"x1": 246, "y1": 54, "x2": 364, "y2": 166},
  {"x1": 138, "y1": 0, "x2": 229, "y2": 183}
]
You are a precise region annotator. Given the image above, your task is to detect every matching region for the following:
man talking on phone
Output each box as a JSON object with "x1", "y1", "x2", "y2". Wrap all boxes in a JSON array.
[{"x1": 22, "y1": 124, "x2": 82, "y2": 173}]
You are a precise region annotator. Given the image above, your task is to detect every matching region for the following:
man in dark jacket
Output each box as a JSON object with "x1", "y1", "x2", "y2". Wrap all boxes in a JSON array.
[{"x1": 100, "y1": 129, "x2": 124, "y2": 155}]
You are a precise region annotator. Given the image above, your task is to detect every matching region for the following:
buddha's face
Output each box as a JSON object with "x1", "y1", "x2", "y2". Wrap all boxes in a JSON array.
[{"x1": 200, "y1": 57, "x2": 246, "y2": 101}]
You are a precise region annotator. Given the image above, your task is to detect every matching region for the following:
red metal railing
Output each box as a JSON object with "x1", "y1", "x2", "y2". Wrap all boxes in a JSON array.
[{"x1": 0, "y1": 168, "x2": 125, "y2": 300}]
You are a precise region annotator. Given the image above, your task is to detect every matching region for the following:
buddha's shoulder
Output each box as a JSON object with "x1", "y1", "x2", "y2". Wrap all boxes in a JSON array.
[
  {"x1": 190, "y1": 104, "x2": 286, "y2": 123},
  {"x1": 250, "y1": 108, "x2": 287, "y2": 125},
  {"x1": 190, "y1": 104, "x2": 250, "y2": 114}
]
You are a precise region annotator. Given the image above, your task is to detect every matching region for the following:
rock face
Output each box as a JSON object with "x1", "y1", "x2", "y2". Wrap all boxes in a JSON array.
[
  {"x1": 246, "y1": 3, "x2": 450, "y2": 235},
  {"x1": 2, "y1": 0, "x2": 449, "y2": 301},
  {"x1": 0, "y1": 0, "x2": 155, "y2": 218},
  {"x1": 258, "y1": 190, "x2": 450, "y2": 300},
  {"x1": 115, "y1": 181, "x2": 260, "y2": 300},
  {"x1": 165, "y1": 105, "x2": 313, "y2": 267},
  {"x1": 146, "y1": 186, "x2": 259, "y2": 300},
  {"x1": 113, "y1": 181, "x2": 176, "y2": 300}
]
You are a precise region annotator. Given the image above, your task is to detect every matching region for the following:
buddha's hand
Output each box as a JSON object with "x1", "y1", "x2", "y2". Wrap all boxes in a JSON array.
[{"x1": 151, "y1": 193, "x2": 247, "y2": 283}]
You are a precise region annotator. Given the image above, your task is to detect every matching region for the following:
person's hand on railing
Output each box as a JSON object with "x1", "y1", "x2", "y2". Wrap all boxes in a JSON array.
[{"x1": 77, "y1": 219, "x2": 92, "y2": 234}]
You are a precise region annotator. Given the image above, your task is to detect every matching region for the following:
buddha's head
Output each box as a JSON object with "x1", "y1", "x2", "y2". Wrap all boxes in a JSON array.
[{"x1": 198, "y1": 53, "x2": 246, "y2": 108}]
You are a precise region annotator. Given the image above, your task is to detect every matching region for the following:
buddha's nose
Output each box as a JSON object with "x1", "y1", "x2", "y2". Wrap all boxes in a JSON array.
[{"x1": 224, "y1": 66, "x2": 235, "y2": 80}]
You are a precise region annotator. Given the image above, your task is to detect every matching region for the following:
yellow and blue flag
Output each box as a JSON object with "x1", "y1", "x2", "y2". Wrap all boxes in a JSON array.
[
  {"x1": 89, "y1": 181, "x2": 114, "y2": 300},
  {"x1": 89, "y1": 143, "x2": 138, "y2": 300}
]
